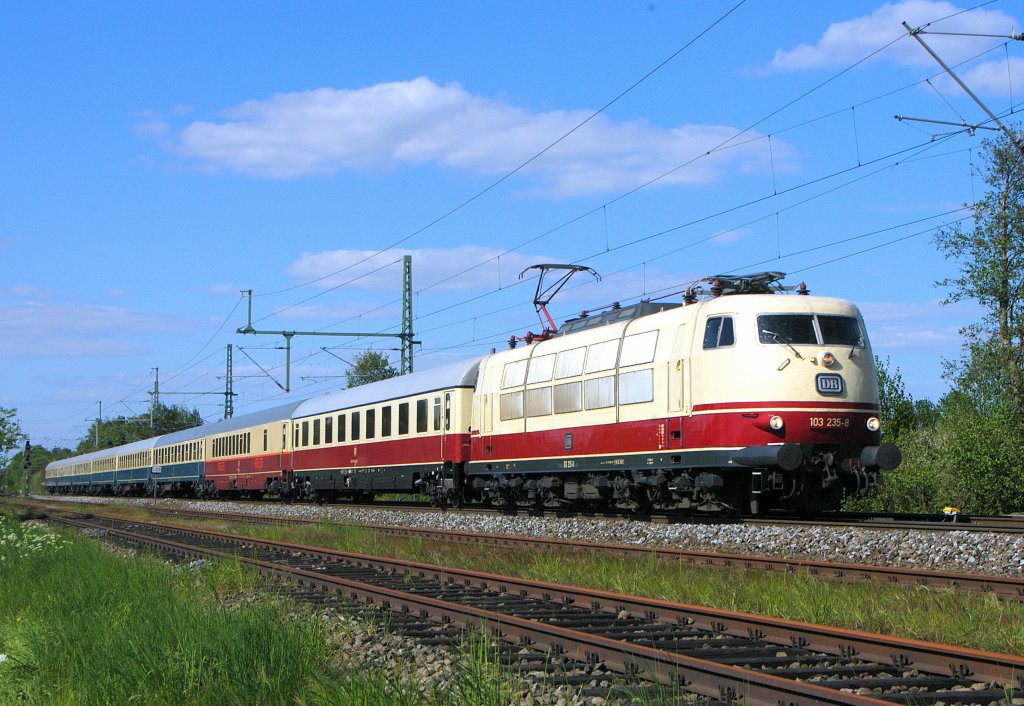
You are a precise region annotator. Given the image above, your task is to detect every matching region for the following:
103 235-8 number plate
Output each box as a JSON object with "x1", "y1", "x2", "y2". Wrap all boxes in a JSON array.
[{"x1": 809, "y1": 416, "x2": 851, "y2": 429}]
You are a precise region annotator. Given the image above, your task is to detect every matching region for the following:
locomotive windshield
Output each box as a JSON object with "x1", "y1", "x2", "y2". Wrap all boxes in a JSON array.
[{"x1": 757, "y1": 314, "x2": 862, "y2": 346}]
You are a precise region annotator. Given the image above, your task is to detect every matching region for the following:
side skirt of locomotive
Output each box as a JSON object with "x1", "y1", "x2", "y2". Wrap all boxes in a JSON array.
[{"x1": 464, "y1": 443, "x2": 900, "y2": 514}]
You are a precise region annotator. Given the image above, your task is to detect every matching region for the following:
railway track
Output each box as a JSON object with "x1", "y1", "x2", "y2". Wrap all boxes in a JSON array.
[
  {"x1": 47, "y1": 512, "x2": 1024, "y2": 705},
  {"x1": 17, "y1": 498, "x2": 1024, "y2": 603},
  {"x1": 33, "y1": 493, "x2": 1024, "y2": 533}
]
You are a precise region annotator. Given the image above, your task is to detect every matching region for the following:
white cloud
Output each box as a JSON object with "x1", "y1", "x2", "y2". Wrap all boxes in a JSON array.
[
  {"x1": 275, "y1": 302, "x2": 400, "y2": 323},
  {"x1": 167, "y1": 77, "x2": 787, "y2": 196},
  {"x1": 286, "y1": 245, "x2": 556, "y2": 293},
  {"x1": 958, "y1": 56, "x2": 1024, "y2": 98},
  {"x1": 0, "y1": 302, "x2": 192, "y2": 357},
  {"x1": 764, "y1": 1, "x2": 1019, "y2": 75},
  {"x1": 1, "y1": 285, "x2": 53, "y2": 299},
  {"x1": 710, "y1": 227, "x2": 752, "y2": 245},
  {"x1": 857, "y1": 298, "x2": 978, "y2": 351},
  {"x1": 207, "y1": 283, "x2": 244, "y2": 296}
]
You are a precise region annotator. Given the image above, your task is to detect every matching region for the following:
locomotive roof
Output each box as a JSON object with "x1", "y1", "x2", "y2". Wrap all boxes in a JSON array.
[
  {"x1": 558, "y1": 301, "x2": 682, "y2": 335},
  {"x1": 294, "y1": 357, "x2": 484, "y2": 419},
  {"x1": 155, "y1": 400, "x2": 306, "y2": 446}
]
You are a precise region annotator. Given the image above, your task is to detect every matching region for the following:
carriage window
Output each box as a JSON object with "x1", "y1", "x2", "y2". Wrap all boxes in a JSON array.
[
  {"x1": 313, "y1": 419, "x2": 321, "y2": 446},
  {"x1": 499, "y1": 391, "x2": 524, "y2": 420},
  {"x1": 416, "y1": 399, "x2": 428, "y2": 433},
  {"x1": 620, "y1": 330, "x2": 658, "y2": 366},
  {"x1": 584, "y1": 376, "x2": 616, "y2": 409},
  {"x1": 433, "y1": 397, "x2": 441, "y2": 431},
  {"x1": 351, "y1": 412, "x2": 360, "y2": 441},
  {"x1": 525, "y1": 387, "x2": 552, "y2": 417},
  {"x1": 366, "y1": 409, "x2": 376, "y2": 439},
  {"x1": 527, "y1": 354, "x2": 555, "y2": 384},
  {"x1": 325, "y1": 416, "x2": 333, "y2": 444},
  {"x1": 382, "y1": 406, "x2": 392, "y2": 437},
  {"x1": 619, "y1": 369, "x2": 654, "y2": 405},
  {"x1": 294, "y1": 427, "x2": 300, "y2": 448},
  {"x1": 757, "y1": 314, "x2": 816, "y2": 345},
  {"x1": 501, "y1": 359, "x2": 528, "y2": 388},
  {"x1": 585, "y1": 340, "x2": 619, "y2": 373},
  {"x1": 338, "y1": 414, "x2": 346, "y2": 442},
  {"x1": 554, "y1": 382, "x2": 582, "y2": 413},
  {"x1": 398, "y1": 402, "x2": 410, "y2": 435},
  {"x1": 302, "y1": 421, "x2": 309, "y2": 447},
  {"x1": 703, "y1": 316, "x2": 735, "y2": 349},
  {"x1": 554, "y1": 347, "x2": 585, "y2": 378},
  {"x1": 263, "y1": 428, "x2": 269, "y2": 452},
  {"x1": 818, "y1": 315, "x2": 863, "y2": 346}
]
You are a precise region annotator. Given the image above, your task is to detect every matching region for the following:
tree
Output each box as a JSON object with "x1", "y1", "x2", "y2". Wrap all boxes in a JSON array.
[
  {"x1": 76, "y1": 402, "x2": 202, "y2": 454},
  {"x1": 0, "y1": 407, "x2": 22, "y2": 462},
  {"x1": 0, "y1": 408, "x2": 24, "y2": 493},
  {"x1": 346, "y1": 350, "x2": 399, "y2": 388},
  {"x1": 2, "y1": 444, "x2": 72, "y2": 494},
  {"x1": 874, "y1": 356, "x2": 917, "y2": 445},
  {"x1": 934, "y1": 127, "x2": 1024, "y2": 411}
]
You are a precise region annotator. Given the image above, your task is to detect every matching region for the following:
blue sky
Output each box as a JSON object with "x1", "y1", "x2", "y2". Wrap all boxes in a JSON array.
[{"x1": 2, "y1": 1, "x2": 1022, "y2": 449}]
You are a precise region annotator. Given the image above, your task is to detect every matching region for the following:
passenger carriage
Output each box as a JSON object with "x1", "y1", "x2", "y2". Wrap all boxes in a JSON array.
[
  {"x1": 289, "y1": 359, "x2": 480, "y2": 503},
  {"x1": 198, "y1": 401, "x2": 304, "y2": 497}
]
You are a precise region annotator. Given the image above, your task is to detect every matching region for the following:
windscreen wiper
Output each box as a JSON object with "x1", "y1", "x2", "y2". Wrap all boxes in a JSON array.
[{"x1": 762, "y1": 330, "x2": 804, "y2": 359}]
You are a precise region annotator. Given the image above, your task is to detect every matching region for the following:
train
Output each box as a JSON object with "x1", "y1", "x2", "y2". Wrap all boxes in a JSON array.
[{"x1": 45, "y1": 272, "x2": 901, "y2": 515}]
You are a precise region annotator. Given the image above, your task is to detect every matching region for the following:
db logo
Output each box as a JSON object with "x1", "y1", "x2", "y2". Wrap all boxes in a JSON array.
[{"x1": 816, "y1": 373, "x2": 844, "y2": 396}]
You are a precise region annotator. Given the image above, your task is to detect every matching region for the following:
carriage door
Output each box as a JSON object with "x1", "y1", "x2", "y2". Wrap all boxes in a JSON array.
[
  {"x1": 281, "y1": 422, "x2": 290, "y2": 478},
  {"x1": 438, "y1": 392, "x2": 453, "y2": 460},
  {"x1": 668, "y1": 324, "x2": 688, "y2": 448}
]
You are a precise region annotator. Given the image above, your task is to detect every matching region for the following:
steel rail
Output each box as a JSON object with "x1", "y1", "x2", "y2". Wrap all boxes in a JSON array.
[
  {"x1": 102, "y1": 503, "x2": 1024, "y2": 602},
  {"x1": 60, "y1": 514, "x2": 1024, "y2": 691},
  {"x1": 50, "y1": 515, "x2": 902, "y2": 706},
  {"x1": 30, "y1": 493, "x2": 1024, "y2": 532}
]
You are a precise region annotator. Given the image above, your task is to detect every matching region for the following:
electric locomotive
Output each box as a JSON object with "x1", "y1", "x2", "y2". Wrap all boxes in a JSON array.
[{"x1": 462, "y1": 272, "x2": 899, "y2": 514}]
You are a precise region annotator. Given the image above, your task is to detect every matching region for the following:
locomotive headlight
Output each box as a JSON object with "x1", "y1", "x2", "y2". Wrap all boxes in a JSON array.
[
  {"x1": 769, "y1": 415, "x2": 785, "y2": 430},
  {"x1": 866, "y1": 417, "x2": 881, "y2": 432},
  {"x1": 821, "y1": 352, "x2": 836, "y2": 367}
]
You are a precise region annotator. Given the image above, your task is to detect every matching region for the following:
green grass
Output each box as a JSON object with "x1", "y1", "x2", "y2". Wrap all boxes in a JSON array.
[
  {"x1": 150, "y1": 515, "x2": 1024, "y2": 656},
  {"x1": 0, "y1": 512, "x2": 533, "y2": 705}
]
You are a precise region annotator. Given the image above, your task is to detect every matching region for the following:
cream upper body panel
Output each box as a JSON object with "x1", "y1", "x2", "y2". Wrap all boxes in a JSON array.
[{"x1": 472, "y1": 293, "x2": 878, "y2": 435}]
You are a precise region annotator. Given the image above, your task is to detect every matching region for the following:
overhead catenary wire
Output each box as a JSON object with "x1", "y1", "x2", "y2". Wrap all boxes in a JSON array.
[
  {"x1": 53, "y1": 2, "x2": 1017, "y2": 426},
  {"x1": 275, "y1": 22, "x2": 1015, "y2": 345},
  {"x1": 251, "y1": 1, "x2": 750, "y2": 300}
]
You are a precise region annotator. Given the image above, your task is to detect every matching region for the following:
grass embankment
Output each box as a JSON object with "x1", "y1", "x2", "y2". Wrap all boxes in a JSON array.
[
  {"x1": 137, "y1": 512, "x2": 1024, "y2": 656},
  {"x1": 0, "y1": 509, "x2": 527, "y2": 705}
]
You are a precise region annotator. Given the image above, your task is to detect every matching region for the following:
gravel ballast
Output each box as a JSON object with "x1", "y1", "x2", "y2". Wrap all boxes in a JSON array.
[{"x1": 41, "y1": 495, "x2": 1024, "y2": 578}]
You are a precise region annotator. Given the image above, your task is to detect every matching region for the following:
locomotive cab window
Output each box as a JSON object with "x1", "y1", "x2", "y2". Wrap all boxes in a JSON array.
[
  {"x1": 702, "y1": 316, "x2": 735, "y2": 349},
  {"x1": 757, "y1": 314, "x2": 815, "y2": 345},
  {"x1": 757, "y1": 314, "x2": 863, "y2": 347},
  {"x1": 818, "y1": 315, "x2": 863, "y2": 346}
]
